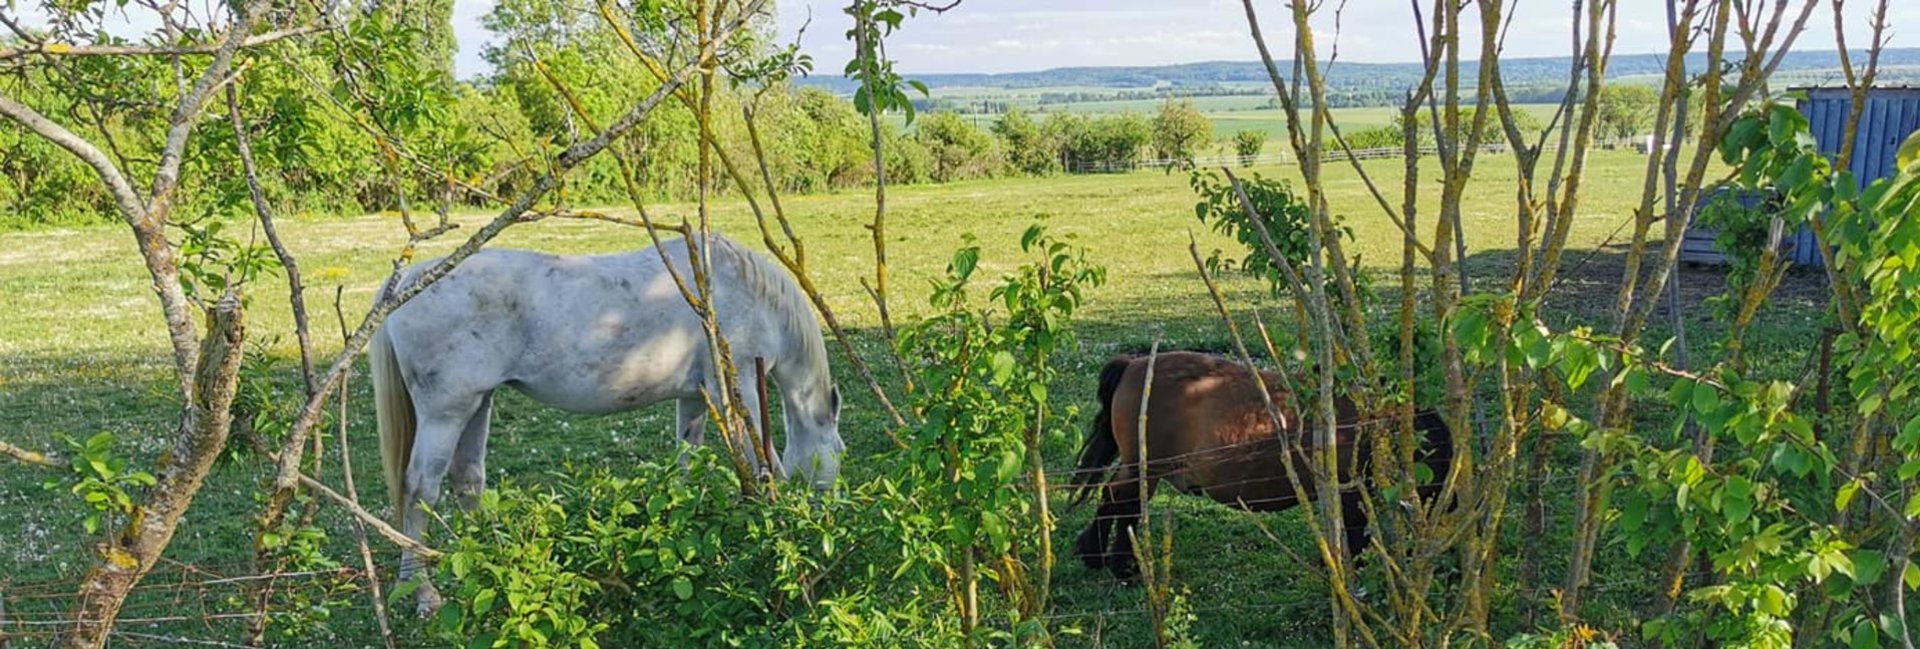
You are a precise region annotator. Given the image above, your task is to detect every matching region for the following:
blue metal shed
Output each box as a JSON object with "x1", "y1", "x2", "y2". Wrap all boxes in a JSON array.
[
  {"x1": 1789, "y1": 86, "x2": 1920, "y2": 266},
  {"x1": 1681, "y1": 86, "x2": 1920, "y2": 267}
]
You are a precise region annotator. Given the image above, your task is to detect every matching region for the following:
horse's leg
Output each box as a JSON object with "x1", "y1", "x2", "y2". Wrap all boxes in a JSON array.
[
  {"x1": 1075, "y1": 483, "x2": 1116, "y2": 570},
  {"x1": 1101, "y1": 470, "x2": 1157, "y2": 581},
  {"x1": 398, "y1": 391, "x2": 488, "y2": 617},
  {"x1": 675, "y1": 397, "x2": 708, "y2": 470},
  {"x1": 449, "y1": 391, "x2": 495, "y2": 511}
]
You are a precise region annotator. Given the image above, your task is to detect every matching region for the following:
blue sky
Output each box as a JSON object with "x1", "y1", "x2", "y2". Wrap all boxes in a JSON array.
[
  {"x1": 452, "y1": 0, "x2": 1914, "y2": 79},
  {"x1": 16, "y1": 0, "x2": 1915, "y2": 79}
]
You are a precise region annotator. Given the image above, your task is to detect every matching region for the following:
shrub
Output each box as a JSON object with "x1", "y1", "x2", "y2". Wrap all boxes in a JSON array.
[
  {"x1": 915, "y1": 112, "x2": 1003, "y2": 183},
  {"x1": 431, "y1": 452, "x2": 965, "y2": 648},
  {"x1": 1232, "y1": 129, "x2": 1266, "y2": 167},
  {"x1": 1151, "y1": 98, "x2": 1214, "y2": 165},
  {"x1": 992, "y1": 106, "x2": 1059, "y2": 176}
]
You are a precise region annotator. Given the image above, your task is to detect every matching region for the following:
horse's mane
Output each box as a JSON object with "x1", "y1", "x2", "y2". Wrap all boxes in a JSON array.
[{"x1": 699, "y1": 233, "x2": 830, "y2": 379}]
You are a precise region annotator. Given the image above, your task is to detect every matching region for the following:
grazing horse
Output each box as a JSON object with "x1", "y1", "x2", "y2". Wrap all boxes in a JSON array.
[
  {"x1": 370, "y1": 233, "x2": 844, "y2": 614},
  {"x1": 1070, "y1": 351, "x2": 1452, "y2": 580}
]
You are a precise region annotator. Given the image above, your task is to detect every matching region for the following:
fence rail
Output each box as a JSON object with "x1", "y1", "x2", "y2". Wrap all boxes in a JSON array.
[{"x1": 1080, "y1": 140, "x2": 1579, "y2": 174}]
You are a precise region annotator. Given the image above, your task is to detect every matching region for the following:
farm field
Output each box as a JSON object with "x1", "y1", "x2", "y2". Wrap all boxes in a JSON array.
[
  {"x1": 896, "y1": 92, "x2": 1570, "y2": 145},
  {"x1": 0, "y1": 150, "x2": 1828, "y2": 646}
]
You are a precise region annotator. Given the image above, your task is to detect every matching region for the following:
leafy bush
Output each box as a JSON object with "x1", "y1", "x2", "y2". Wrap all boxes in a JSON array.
[
  {"x1": 1151, "y1": 98, "x2": 1214, "y2": 165},
  {"x1": 1049, "y1": 112, "x2": 1150, "y2": 173},
  {"x1": 1342, "y1": 125, "x2": 1406, "y2": 150},
  {"x1": 1233, "y1": 129, "x2": 1267, "y2": 166},
  {"x1": 431, "y1": 451, "x2": 965, "y2": 648},
  {"x1": 915, "y1": 112, "x2": 1003, "y2": 183},
  {"x1": 992, "y1": 106, "x2": 1060, "y2": 176}
]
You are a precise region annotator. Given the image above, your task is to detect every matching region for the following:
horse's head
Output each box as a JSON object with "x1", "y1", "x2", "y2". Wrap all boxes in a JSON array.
[{"x1": 782, "y1": 384, "x2": 844, "y2": 490}]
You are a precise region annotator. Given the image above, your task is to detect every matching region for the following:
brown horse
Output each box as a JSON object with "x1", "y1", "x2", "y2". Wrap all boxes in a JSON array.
[{"x1": 1070, "y1": 351, "x2": 1453, "y2": 580}]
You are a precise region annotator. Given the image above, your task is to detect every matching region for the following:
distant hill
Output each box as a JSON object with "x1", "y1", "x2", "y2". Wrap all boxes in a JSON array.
[{"x1": 796, "y1": 48, "x2": 1920, "y2": 107}]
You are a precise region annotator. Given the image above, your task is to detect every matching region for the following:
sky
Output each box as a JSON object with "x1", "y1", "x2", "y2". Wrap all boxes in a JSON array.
[
  {"x1": 14, "y1": 0, "x2": 1916, "y2": 79},
  {"x1": 453, "y1": 0, "x2": 1914, "y2": 79}
]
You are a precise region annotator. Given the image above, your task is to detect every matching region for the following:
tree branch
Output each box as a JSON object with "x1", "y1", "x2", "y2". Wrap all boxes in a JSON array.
[
  {"x1": 0, "y1": 440, "x2": 68, "y2": 469},
  {"x1": 0, "y1": 25, "x2": 323, "y2": 62},
  {"x1": 0, "y1": 93, "x2": 149, "y2": 223}
]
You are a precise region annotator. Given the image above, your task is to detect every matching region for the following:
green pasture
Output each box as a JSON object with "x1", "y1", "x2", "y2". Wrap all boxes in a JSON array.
[{"x1": 0, "y1": 150, "x2": 1828, "y2": 646}]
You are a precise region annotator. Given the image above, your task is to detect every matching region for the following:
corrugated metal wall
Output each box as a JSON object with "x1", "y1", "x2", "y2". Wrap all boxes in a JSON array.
[{"x1": 1788, "y1": 87, "x2": 1920, "y2": 266}]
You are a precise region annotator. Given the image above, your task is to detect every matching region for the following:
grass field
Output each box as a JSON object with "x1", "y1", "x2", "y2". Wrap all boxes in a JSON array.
[{"x1": 0, "y1": 150, "x2": 1830, "y2": 646}]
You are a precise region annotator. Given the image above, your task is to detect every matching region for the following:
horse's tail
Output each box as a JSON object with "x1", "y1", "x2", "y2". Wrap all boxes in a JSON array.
[
  {"x1": 371, "y1": 324, "x2": 416, "y2": 517},
  {"x1": 1070, "y1": 356, "x2": 1133, "y2": 508}
]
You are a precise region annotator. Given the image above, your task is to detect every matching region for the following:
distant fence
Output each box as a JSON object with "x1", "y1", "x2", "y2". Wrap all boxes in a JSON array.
[{"x1": 1080, "y1": 140, "x2": 1577, "y2": 174}]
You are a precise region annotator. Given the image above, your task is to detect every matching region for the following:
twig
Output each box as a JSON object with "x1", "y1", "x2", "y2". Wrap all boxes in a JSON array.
[
  {"x1": 335, "y1": 287, "x2": 396, "y2": 649},
  {"x1": 296, "y1": 474, "x2": 440, "y2": 560},
  {"x1": 0, "y1": 441, "x2": 67, "y2": 469},
  {"x1": 0, "y1": 25, "x2": 325, "y2": 61},
  {"x1": 225, "y1": 85, "x2": 318, "y2": 395}
]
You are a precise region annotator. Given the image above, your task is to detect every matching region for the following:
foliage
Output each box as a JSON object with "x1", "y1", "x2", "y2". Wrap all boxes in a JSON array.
[
  {"x1": 1151, "y1": 98, "x2": 1214, "y2": 165},
  {"x1": 42, "y1": 432, "x2": 155, "y2": 538},
  {"x1": 429, "y1": 450, "x2": 968, "y2": 647},
  {"x1": 172, "y1": 215, "x2": 282, "y2": 304},
  {"x1": 1692, "y1": 188, "x2": 1784, "y2": 317},
  {"x1": 1589, "y1": 100, "x2": 1920, "y2": 648},
  {"x1": 1187, "y1": 168, "x2": 1317, "y2": 295},
  {"x1": 843, "y1": 1, "x2": 931, "y2": 125},
  {"x1": 1232, "y1": 129, "x2": 1266, "y2": 166},
  {"x1": 992, "y1": 106, "x2": 1060, "y2": 176},
  {"x1": 1596, "y1": 84, "x2": 1660, "y2": 142},
  {"x1": 895, "y1": 224, "x2": 1104, "y2": 643},
  {"x1": 1342, "y1": 124, "x2": 1406, "y2": 150},
  {"x1": 915, "y1": 112, "x2": 1003, "y2": 183},
  {"x1": 1048, "y1": 112, "x2": 1151, "y2": 173}
]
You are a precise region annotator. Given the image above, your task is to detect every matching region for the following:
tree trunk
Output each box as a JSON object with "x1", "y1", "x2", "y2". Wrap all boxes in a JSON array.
[{"x1": 64, "y1": 294, "x2": 245, "y2": 649}]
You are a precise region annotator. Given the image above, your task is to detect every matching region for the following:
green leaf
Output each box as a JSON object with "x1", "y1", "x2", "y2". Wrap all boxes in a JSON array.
[
  {"x1": 950, "y1": 246, "x2": 980, "y2": 281},
  {"x1": 1837, "y1": 479, "x2": 1862, "y2": 513},
  {"x1": 1758, "y1": 585, "x2": 1790, "y2": 617},
  {"x1": 1692, "y1": 382, "x2": 1722, "y2": 416},
  {"x1": 1906, "y1": 562, "x2": 1920, "y2": 590},
  {"x1": 671, "y1": 576, "x2": 693, "y2": 600},
  {"x1": 1669, "y1": 377, "x2": 1697, "y2": 408},
  {"x1": 473, "y1": 588, "x2": 498, "y2": 615},
  {"x1": 1853, "y1": 619, "x2": 1881, "y2": 649},
  {"x1": 1896, "y1": 130, "x2": 1920, "y2": 172},
  {"x1": 1625, "y1": 367, "x2": 1652, "y2": 396},
  {"x1": 1854, "y1": 550, "x2": 1887, "y2": 586},
  {"x1": 1907, "y1": 492, "x2": 1920, "y2": 520},
  {"x1": 989, "y1": 351, "x2": 1016, "y2": 384},
  {"x1": 1722, "y1": 475, "x2": 1754, "y2": 524}
]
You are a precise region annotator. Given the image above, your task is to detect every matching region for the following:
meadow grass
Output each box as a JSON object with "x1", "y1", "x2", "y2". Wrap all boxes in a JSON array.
[{"x1": 0, "y1": 149, "x2": 1831, "y2": 646}]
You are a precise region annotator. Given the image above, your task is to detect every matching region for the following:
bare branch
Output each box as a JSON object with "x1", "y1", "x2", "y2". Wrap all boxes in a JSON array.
[
  {"x1": 0, "y1": 440, "x2": 68, "y2": 469},
  {"x1": 297, "y1": 474, "x2": 441, "y2": 559},
  {"x1": 147, "y1": 5, "x2": 259, "y2": 218},
  {"x1": 0, "y1": 25, "x2": 323, "y2": 62}
]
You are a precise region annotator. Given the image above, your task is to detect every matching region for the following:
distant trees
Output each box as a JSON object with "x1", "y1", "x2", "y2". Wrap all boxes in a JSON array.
[
  {"x1": 915, "y1": 113, "x2": 1003, "y2": 182},
  {"x1": 1151, "y1": 98, "x2": 1214, "y2": 164},
  {"x1": 1596, "y1": 84, "x2": 1658, "y2": 142},
  {"x1": 992, "y1": 106, "x2": 1060, "y2": 176},
  {"x1": 1233, "y1": 129, "x2": 1266, "y2": 166},
  {"x1": 1046, "y1": 112, "x2": 1151, "y2": 173}
]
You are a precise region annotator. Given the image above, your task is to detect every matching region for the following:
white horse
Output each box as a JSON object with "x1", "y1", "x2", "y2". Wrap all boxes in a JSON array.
[{"x1": 369, "y1": 233, "x2": 844, "y2": 614}]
